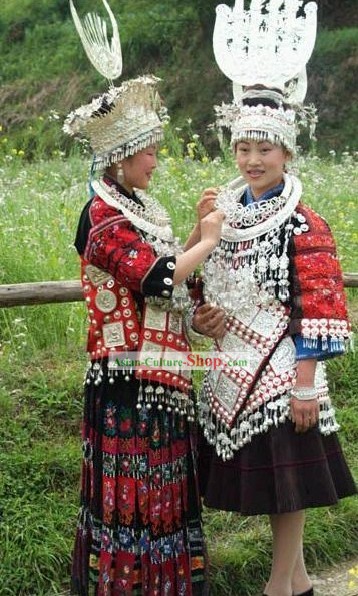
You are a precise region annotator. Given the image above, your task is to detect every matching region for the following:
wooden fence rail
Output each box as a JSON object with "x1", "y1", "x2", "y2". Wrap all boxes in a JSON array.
[{"x1": 0, "y1": 273, "x2": 357, "y2": 308}]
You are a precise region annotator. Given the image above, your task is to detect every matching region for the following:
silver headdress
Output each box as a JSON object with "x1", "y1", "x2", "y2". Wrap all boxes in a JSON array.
[
  {"x1": 63, "y1": 0, "x2": 166, "y2": 169},
  {"x1": 213, "y1": 0, "x2": 318, "y2": 153}
]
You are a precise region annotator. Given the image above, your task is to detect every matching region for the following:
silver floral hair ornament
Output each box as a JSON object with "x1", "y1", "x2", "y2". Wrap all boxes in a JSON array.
[
  {"x1": 212, "y1": 0, "x2": 318, "y2": 153},
  {"x1": 63, "y1": 0, "x2": 165, "y2": 170}
]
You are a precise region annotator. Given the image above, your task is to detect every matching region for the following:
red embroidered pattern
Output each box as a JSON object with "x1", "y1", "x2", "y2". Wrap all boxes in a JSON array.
[
  {"x1": 85, "y1": 196, "x2": 157, "y2": 292},
  {"x1": 289, "y1": 204, "x2": 349, "y2": 335}
]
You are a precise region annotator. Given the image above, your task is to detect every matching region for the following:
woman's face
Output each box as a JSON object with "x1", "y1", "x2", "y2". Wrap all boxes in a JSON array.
[
  {"x1": 235, "y1": 140, "x2": 289, "y2": 199},
  {"x1": 121, "y1": 145, "x2": 158, "y2": 192}
]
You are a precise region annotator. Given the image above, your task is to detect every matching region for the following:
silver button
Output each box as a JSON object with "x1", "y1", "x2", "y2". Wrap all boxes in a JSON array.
[
  {"x1": 95, "y1": 289, "x2": 117, "y2": 313},
  {"x1": 161, "y1": 290, "x2": 171, "y2": 297},
  {"x1": 164, "y1": 277, "x2": 173, "y2": 286},
  {"x1": 166, "y1": 261, "x2": 175, "y2": 270}
]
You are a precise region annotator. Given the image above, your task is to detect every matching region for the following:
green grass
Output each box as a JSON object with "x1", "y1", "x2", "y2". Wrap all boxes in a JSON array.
[
  {"x1": 0, "y1": 354, "x2": 82, "y2": 594},
  {"x1": 0, "y1": 145, "x2": 357, "y2": 594}
]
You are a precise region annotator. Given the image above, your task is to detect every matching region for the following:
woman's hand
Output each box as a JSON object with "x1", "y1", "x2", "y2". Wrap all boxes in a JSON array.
[
  {"x1": 184, "y1": 188, "x2": 220, "y2": 251},
  {"x1": 174, "y1": 211, "x2": 224, "y2": 285},
  {"x1": 200, "y1": 209, "x2": 225, "y2": 248},
  {"x1": 192, "y1": 303, "x2": 226, "y2": 339},
  {"x1": 290, "y1": 395, "x2": 320, "y2": 433},
  {"x1": 197, "y1": 188, "x2": 219, "y2": 221},
  {"x1": 291, "y1": 359, "x2": 319, "y2": 432}
]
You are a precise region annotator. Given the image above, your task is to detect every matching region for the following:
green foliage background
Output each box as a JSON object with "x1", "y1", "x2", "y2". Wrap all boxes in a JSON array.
[{"x1": 0, "y1": 0, "x2": 357, "y2": 158}]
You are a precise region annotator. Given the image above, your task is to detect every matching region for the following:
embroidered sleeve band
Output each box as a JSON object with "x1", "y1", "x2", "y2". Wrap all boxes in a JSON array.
[
  {"x1": 294, "y1": 334, "x2": 346, "y2": 359},
  {"x1": 141, "y1": 256, "x2": 176, "y2": 298}
]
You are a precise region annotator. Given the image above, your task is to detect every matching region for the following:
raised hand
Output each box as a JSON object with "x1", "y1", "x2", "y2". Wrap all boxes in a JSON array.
[
  {"x1": 197, "y1": 187, "x2": 220, "y2": 221},
  {"x1": 200, "y1": 209, "x2": 225, "y2": 248}
]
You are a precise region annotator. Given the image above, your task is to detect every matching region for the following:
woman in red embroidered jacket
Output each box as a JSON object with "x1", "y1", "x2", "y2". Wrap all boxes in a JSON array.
[
  {"x1": 194, "y1": 117, "x2": 356, "y2": 596},
  {"x1": 190, "y1": 3, "x2": 356, "y2": 595},
  {"x1": 63, "y1": 3, "x2": 225, "y2": 594},
  {"x1": 63, "y1": 4, "x2": 225, "y2": 589},
  {"x1": 65, "y1": 78, "x2": 224, "y2": 596},
  {"x1": 194, "y1": 145, "x2": 356, "y2": 595}
]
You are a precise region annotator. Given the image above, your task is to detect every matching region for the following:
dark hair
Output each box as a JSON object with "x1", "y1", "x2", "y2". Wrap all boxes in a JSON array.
[
  {"x1": 92, "y1": 94, "x2": 115, "y2": 117},
  {"x1": 242, "y1": 85, "x2": 290, "y2": 110},
  {"x1": 242, "y1": 96, "x2": 280, "y2": 109}
]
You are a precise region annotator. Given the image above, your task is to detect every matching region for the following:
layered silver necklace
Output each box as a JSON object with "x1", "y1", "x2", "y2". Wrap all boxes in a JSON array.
[
  {"x1": 91, "y1": 178, "x2": 175, "y2": 241},
  {"x1": 204, "y1": 173, "x2": 304, "y2": 315}
]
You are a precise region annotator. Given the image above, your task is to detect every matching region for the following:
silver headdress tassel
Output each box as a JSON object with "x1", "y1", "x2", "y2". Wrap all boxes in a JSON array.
[
  {"x1": 64, "y1": 1, "x2": 166, "y2": 169},
  {"x1": 213, "y1": 0, "x2": 318, "y2": 153}
]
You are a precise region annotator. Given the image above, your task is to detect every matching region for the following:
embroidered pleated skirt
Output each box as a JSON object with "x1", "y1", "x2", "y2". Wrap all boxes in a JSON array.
[
  {"x1": 71, "y1": 370, "x2": 207, "y2": 596},
  {"x1": 198, "y1": 417, "x2": 356, "y2": 516}
]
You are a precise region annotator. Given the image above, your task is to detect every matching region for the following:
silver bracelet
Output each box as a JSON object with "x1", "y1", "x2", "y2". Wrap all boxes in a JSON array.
[{"x1": 291, "y1": 387, "x2": 318, "y2": 401}]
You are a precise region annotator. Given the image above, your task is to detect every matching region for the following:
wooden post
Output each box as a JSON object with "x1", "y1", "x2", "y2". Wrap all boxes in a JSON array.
[
  {"x1": 0, "y1": 281, "x2": 83, "y2": 308},
  {"x1": 343, "y1": 273, "x2": 358, "y2": 288},
  {"x1": 0, "y1": 274, "x2": 357, "y2": 308}
]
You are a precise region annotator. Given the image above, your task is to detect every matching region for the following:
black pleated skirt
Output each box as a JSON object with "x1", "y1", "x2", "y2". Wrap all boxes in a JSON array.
[{"x1": 198, "y1": 420, "x2": 356, "y2": 516}]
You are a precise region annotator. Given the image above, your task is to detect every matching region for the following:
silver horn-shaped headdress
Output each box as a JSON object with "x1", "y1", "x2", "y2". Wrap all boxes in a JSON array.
[
  {"x1": 69, "y1": 0, "x2": 122, "y2": 83},
  {"x1": 213, "y1": 0, "x2": 318, "y2": 153},
  {"x1": 64, "y1": 0, "x2": 166, "y2": 169}
]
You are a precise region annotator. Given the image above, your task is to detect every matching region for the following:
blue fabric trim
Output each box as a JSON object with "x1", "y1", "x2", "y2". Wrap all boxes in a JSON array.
[
  {"x1": 294, "y1": 334, "x2": 345, "y2": 361},
  {"x1": 243, "y1": 182, "x2": 285, "y2": 206}
]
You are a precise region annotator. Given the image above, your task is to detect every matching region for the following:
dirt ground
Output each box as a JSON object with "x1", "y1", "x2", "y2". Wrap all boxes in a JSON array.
[{"x1": 311, "y1": 557, "x2": 358, "y2": 596}]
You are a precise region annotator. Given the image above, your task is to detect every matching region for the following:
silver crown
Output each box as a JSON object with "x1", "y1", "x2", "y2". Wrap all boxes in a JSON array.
[
  {"x1": 212, "y1": 0, "x2": 318, "y2": 152},
  {"x1": 64, "y1": 76, "x2": 166, "y2": 169},
  {"x1": 64, "y1": 1, "x2": 166, "y2": 169},
  {"x1": 214, "y1": 0, "x2": 318, "y2": 104},
  {"x1": 216, "y1": 102, "x2": 297, "y2": 154}
]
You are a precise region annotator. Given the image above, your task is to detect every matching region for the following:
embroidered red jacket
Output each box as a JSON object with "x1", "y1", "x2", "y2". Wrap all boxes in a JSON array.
[
  {"x1": 76, "y1": 192, "x2": 177, "y2": 360},
  {"x1": 289, "y1": 203, "x2": 350, "y2": 346}
]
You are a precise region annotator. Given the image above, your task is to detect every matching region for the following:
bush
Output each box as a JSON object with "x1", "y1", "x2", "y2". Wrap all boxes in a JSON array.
[
  {"x1": 308, "y1": 28, "x2": 358, "y2": 153},
  {"x1": 0, "y1": 2, "x2": 357, "y2": 158}
]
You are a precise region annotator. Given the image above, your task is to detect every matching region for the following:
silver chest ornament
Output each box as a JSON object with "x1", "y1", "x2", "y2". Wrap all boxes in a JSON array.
[{"x1": 204, "y1": 173, "x2": 306, "y2": 312}]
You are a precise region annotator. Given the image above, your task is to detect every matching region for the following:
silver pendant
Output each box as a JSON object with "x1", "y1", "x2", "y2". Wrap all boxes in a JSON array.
[
  {"x1": 103, "y1": 322, "x2": 125, "y2": 347},
  {"x1": 85, "y1": 265, "x2": 112, "y2": 287},
  {"x1": 144, "y1": 305, "x2": 167, "y2": 331}
]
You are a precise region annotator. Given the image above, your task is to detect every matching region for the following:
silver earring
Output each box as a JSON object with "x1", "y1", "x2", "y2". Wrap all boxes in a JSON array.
[{"x1": 116, "y1": 162, "x2": 124, "y2": 183}]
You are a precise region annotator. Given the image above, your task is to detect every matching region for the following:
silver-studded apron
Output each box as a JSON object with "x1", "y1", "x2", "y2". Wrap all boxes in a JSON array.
[
  {"x1": 133, "y1": 301, "x2": 195, "y2": 414},
  {"x1": 198, "y1": 300, "x2": 298, "y2": 460}
]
